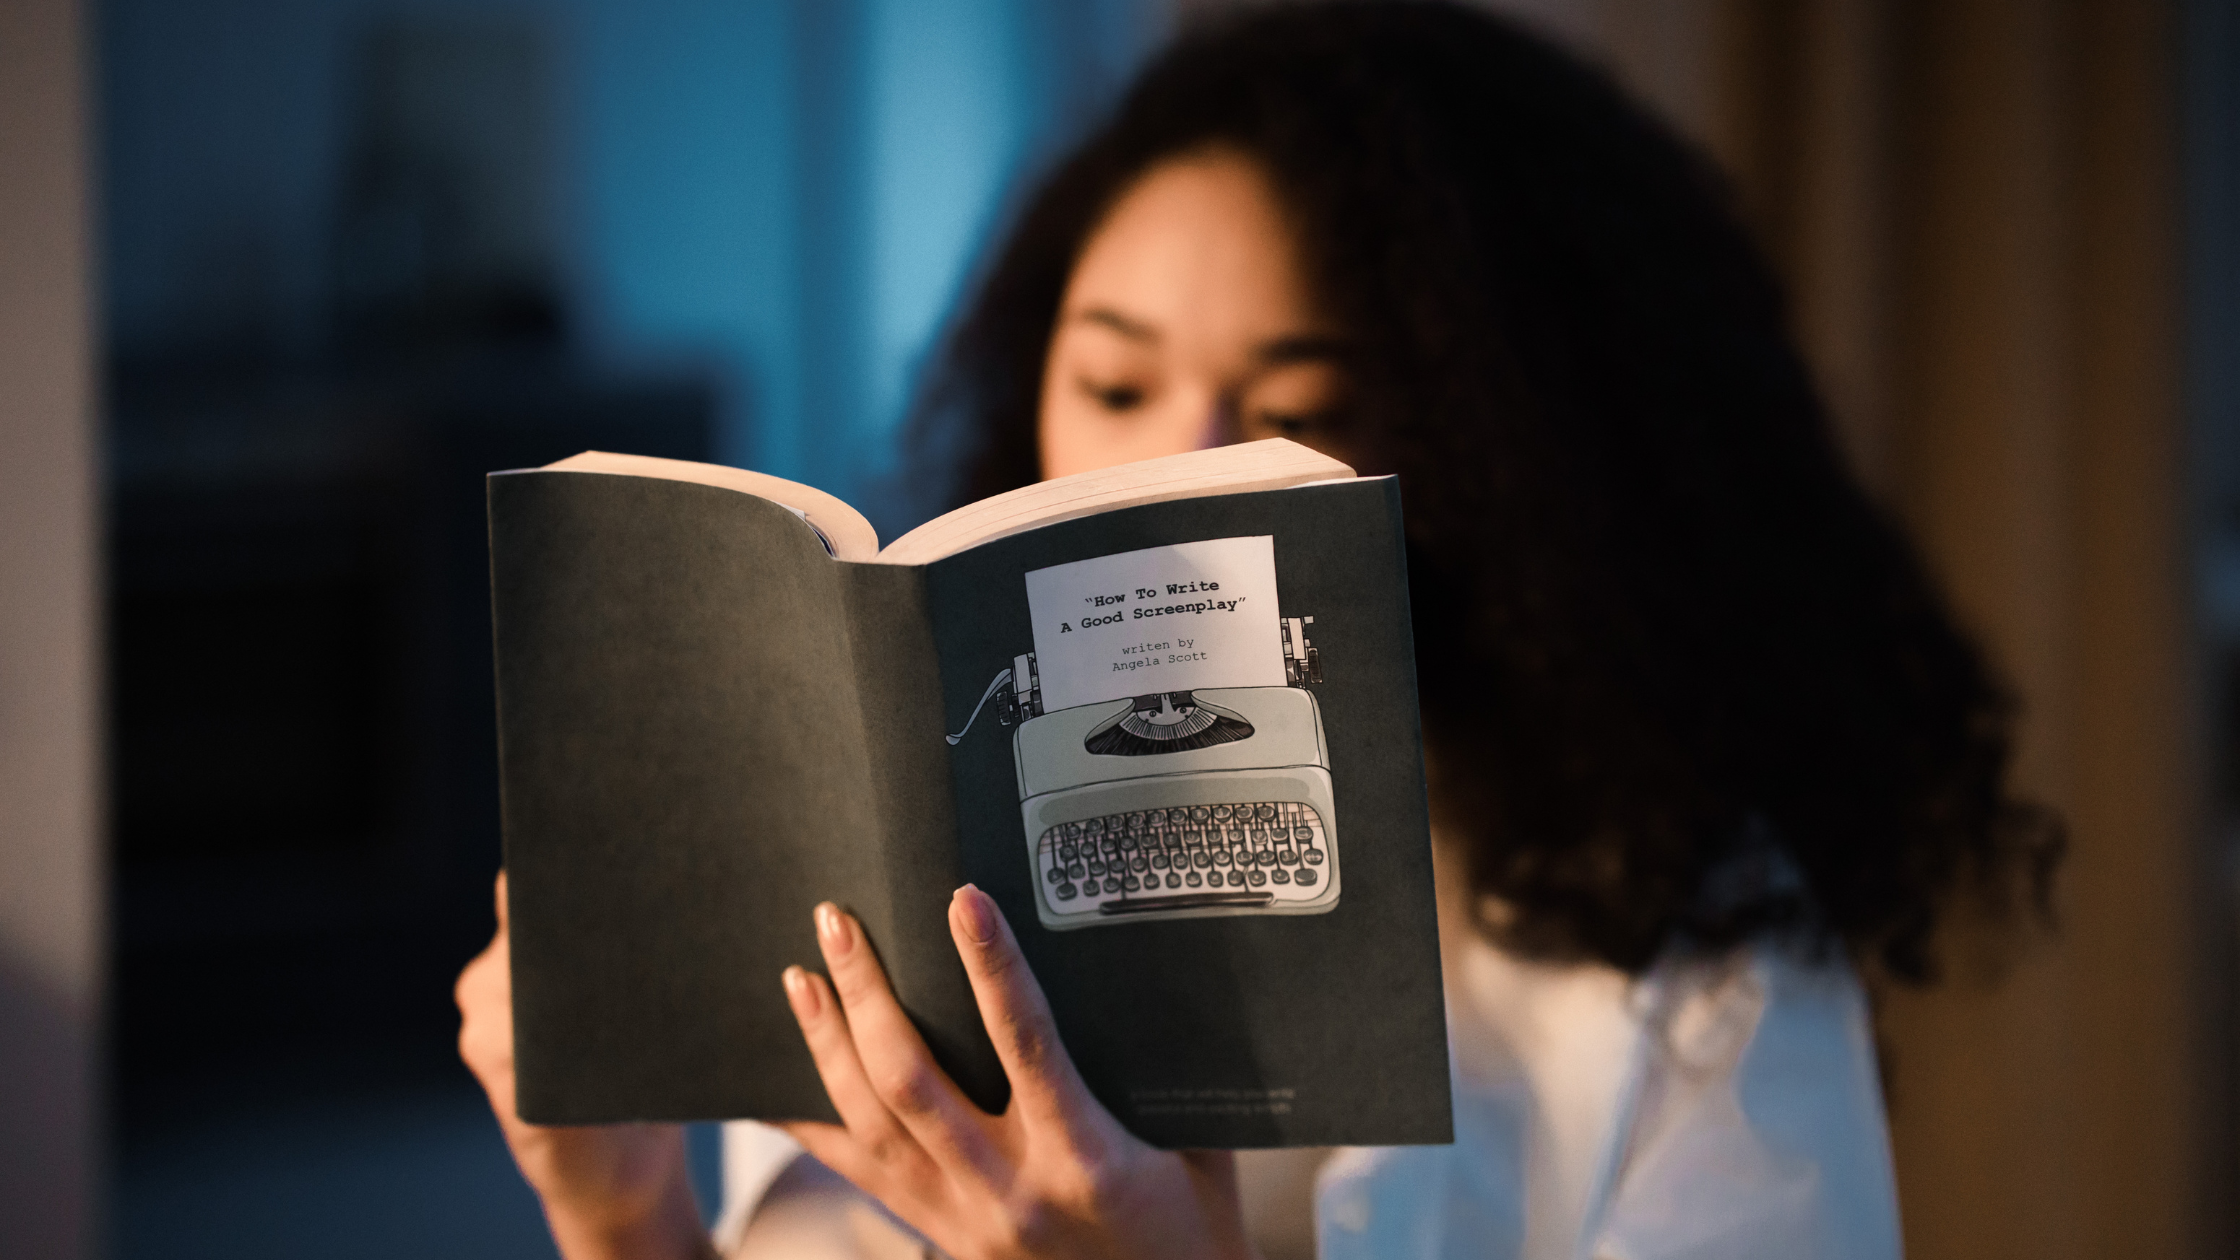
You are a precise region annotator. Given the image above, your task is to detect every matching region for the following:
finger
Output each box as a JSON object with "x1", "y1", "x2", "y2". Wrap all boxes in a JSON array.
[
  {"x1": 455, "y1": 939, "x2": 518, "y2": 1118},
  {"x1": 811, "y1": 904, "x2": 997, "y2": 1171},
  {"x1": 460, "y1": 875, "x2": 514, "y2": 1101},
  {"x1": 948, "y1": 884, "x2": 1095, "y2": 1126},
  {"x1": 782, "y1": 964, "x2": 929, "y2": 1178},
  {"x1": 774, "y1": 1120, "x2": 888, "y2": 1198}
]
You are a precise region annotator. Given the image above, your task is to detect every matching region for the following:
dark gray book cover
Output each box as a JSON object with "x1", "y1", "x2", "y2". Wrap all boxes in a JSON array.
[{"x1": 487, "y1": 469, "x2": 1451, "y2": 1148}]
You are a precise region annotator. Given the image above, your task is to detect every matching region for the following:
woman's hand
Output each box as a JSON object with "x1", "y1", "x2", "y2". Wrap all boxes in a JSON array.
[
  {"x1": 456, "y1": 873, "x2": 716, "y2": 1260},
  {"x1": 779, "y1": 886, "x2": 1259, "y2": 1260}
]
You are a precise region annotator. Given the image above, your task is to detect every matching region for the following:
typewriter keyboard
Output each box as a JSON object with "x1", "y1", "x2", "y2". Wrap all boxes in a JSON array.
[{"x1": 1035, "y1": 801, "x2": 1331, "y2": 917}]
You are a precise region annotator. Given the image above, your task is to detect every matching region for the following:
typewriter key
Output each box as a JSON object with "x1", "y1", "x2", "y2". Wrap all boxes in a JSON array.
[
  {"x1": 1296, "y1": 868, "x2": 1317, "y2": 886},
  {"x1": 1257, "y1": 803, "x2": 1277, "y2": 822},
  {"x1": 1293, "y1": 826, "x2": 1313, "y2": 842},
  {"x1": 1129, "y1": 856, "x2": 1147, "y2": 874},
  {"x1": 1067, "y1": 861, "x2": 1085, "y2": 879},
  {"x1": 1047, "y1": 867, "x2": 1062, "y2": 884},
  {"x1": 1194, "y1": 852, "x2": 1213, "y2": 869},
  {"x1": 1272, "y1": 868, "x2": 1290, "y2": 884},
  {"x1": 1212, "y1": 804, "x2": 1232, "y2": 821},
  {"x1": 1248, "y1": 870, "x2": 1267, "y2": 887},
  {"x1": 1057, "y1": 882, "x2": 1077, "y2": 900},
  {"x1": 1151, "y1": 853, "x2": 1168, "y2": 870},
  {"x1": 1166, "y1": 873, "x2": 1182, "y2": 888},
  {"x1": 1191, "y1": 806, "x2": 1211, "y2": 823},
  {"x1": 1103, "y1": 876, "x2": 1121, "y2": 894},
  {"x1": 1277, "y1": 848, "x2": 1297, "y2": 865},
  {"x1": 1306, "y1": 848, "x2": 1325, "y2": 865},
  {"x1": 1186, "y1": 872, "x2": 1203, "y2": 887},
  {"x1": 1123, "y1": 875, "x2": 1140, "y2": 892}
]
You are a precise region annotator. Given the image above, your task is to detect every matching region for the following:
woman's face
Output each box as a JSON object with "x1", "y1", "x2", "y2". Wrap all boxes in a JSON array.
[{"x1": 1036, "y1": 149, "x2": 1349, "y2": 480}]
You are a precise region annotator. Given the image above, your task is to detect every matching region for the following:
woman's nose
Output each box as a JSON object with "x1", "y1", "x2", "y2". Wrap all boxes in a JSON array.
[{"x1": 1196, "y1": 397, "x2": 1235, "y2": 450}]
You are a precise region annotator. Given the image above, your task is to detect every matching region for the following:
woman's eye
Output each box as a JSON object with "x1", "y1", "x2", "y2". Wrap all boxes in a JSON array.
[
  {"x1": 1239, "y1": 361, "x2": 1348, "y2": 441},
  {"x1": 1247, "y1": 409, "x2": 1338, "y2": 441},
  {"x1": 1079, "y1": 378, "x2": 1146, "y2": 412}
]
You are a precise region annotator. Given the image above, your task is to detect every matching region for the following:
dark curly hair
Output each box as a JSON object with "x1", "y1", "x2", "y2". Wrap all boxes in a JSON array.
[{"x1": 907, "y1": 0, "x2": 2059, "y2": 983}]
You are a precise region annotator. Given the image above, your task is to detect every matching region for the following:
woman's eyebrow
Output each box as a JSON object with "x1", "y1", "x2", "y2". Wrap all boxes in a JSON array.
[
  {"x1": 1255, "y1": 333, "x2": 1348, "y2": 366},
  {"x1": 1073, "y1": 307, "x2": 1159, "y2": 342}
]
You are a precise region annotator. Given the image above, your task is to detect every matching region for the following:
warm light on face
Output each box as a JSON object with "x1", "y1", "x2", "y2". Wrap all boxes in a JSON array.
[{"x1": 1036, "y1": 149, "x2": 1351, "y2": 481}]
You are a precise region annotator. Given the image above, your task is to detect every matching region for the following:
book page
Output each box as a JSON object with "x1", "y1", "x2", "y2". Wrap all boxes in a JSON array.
[
  {"x1": 530, "y1": 441, "x2": 1353, "y2": 571},
  {"x1": 539, "y1": 451, "x2": 883, "y2": 561},
  {"x1": 876, "y1": 439, "x2": 1353, "y2": 566}
]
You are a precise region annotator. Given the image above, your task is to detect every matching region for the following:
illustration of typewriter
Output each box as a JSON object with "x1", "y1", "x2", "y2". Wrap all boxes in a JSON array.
[{"x1": 950, "y1": 617, "x2": 1338, "y2": 930}]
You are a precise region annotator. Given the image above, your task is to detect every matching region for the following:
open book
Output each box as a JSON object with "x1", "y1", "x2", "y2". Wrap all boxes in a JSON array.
[{"x1": 489, "y1": 439, "x2": 1450, "y2": 1148}]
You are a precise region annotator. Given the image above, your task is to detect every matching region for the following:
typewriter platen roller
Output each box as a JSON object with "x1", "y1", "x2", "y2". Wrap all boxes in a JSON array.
[{"x1": 954, "y1": 617, "x2": 1339, "y2": 930}]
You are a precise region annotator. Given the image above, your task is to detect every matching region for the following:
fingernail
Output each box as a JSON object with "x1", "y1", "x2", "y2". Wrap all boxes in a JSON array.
[
  {"x1": 781, "y1": 966, "x2": 819, "y2": 1016},
  {"x1": 815, "y1": 902, "x2": 853, "y2": 955},
  {"x1": 954, "y1": 884, "x2": 997, "y2": 944}
]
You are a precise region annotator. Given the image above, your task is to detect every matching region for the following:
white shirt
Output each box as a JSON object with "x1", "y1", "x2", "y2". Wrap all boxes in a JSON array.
[
  {"x1": 716, "y1": 935, "x2": 1900, "y2": 1259},
  {"x1": 1316, "y1": 934, "x2": 1900, "y2": 1260}
]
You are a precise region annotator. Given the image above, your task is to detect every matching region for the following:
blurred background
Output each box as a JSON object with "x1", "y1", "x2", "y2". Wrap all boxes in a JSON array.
[
  {"x1": 0, "y1": 0, "x2": 2233, "y2": 1256},
  {"x1": 86, "y1": 1, "x2": 1153, "y2": 1255}
]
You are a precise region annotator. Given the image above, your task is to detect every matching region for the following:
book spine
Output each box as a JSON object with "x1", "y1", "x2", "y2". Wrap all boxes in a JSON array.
[{"x1": 836, "y1": 563, "x2": 1007, "y2": 1113}]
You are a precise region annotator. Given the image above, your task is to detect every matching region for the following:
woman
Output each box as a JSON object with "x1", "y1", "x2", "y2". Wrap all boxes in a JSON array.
[{"x1": 457, "y1": 5, "x2": 2057, "y2": 1257}]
